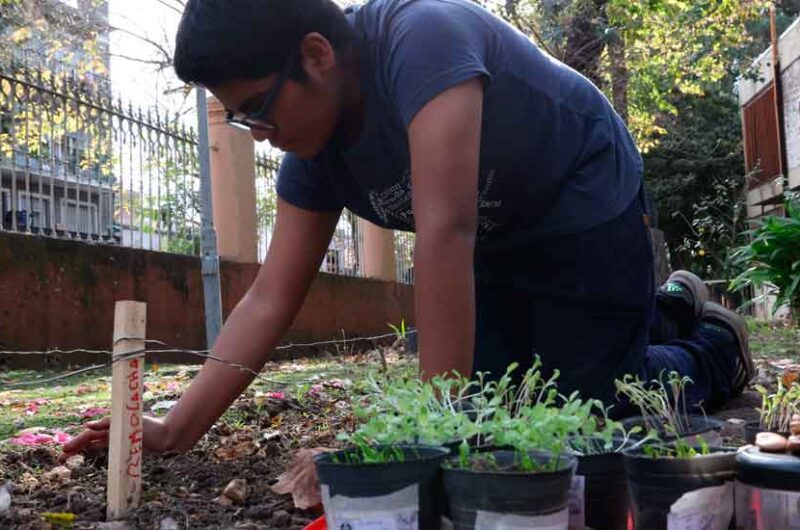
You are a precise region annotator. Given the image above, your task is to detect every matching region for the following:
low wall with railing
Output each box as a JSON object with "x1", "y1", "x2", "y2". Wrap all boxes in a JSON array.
[{"x1": 0, "y1": 231, "x2": 415, "y2": 369}]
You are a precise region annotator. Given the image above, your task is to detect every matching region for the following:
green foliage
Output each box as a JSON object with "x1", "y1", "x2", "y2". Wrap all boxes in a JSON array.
[
  {"x1": 730, "y1": 193, "x2": 800, "y2": 315},
  {"x1": 643, "y1": 86, "x2": 748, "y2": 280},
  {"x1": 329, "y1": 441, "x2": 407, "y2": 465},
  {"x1": 754, "y1": 378, "x2": 800, "y2": 432},
  {"x1": 615, "y1": 371, "x2": 698, "y2": 437},
  {"x1": 347, "y1": 357, "x2": 628, "y2": 472},
  {"x1": 616, "y1": 371, "x2": 720, "y2": 459},
  {"x1": 388, "y1": 319, "x2": 407, "y2": 340},
  {"x1": 642, "y1": 435, "x2": 711, "y2": 459}
]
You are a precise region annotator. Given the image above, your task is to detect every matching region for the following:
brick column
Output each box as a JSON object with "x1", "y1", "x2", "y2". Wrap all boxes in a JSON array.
[
  {"x1": 360, "y1": 218, "x2": 397, "y2": 282},
  {"x1": 207, "y1": 96, "x2": 258, "y2": 263}
]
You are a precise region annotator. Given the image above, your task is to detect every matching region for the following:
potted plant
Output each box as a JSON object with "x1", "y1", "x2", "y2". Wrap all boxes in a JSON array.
[
  {"x1": 745, "y1": 378, "x2": 800, "y2": 444},
  {"x1": 567, "y1": 406, "x2": 639, "y2": 530},
  {"x1": 617, "y1": 372, "x2": 737, "y2": 530},
  {"x1": 314, "y1": 440, "x2": 449, "y2": 529},
  {"x1": 347, "y1": 369, "x2": 485, "y2": 449},
  {"x1": 615, "y1": 372, "x2": 724, "y2": 445},
  {"x1": 440, "y1": 361, "x2": 593, "y2": 530}
]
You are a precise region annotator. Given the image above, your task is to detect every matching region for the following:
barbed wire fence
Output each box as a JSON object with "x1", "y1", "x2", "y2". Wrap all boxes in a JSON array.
[{"x1": 0, "y1": 331, "x2": 409, "y2": 389}]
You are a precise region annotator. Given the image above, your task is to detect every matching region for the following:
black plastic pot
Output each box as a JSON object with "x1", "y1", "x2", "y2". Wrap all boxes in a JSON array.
[
  {"x1": 621, "y1": 414, "x2": 724, "y2": 443},
  {"x1": 623, "y1": 447, "x2": 737, "y2": 530},
  {"x1": 744, "y1": 420, "x2": 790, "y2": 444},
  {"x1": 736, "y1": 446, "x2": 800, "y2": 527},
  {"x1": 576, "y1": 451, "x2": 629, "y2": 530},
  {"x1": 737, "y1": 445, "x2": 800, "y2": 491},
  {"x1": 315, "y1": 445, "x2": 448, "y2": 530},
  {"x1": 443, "y1": 450, "x2": 576, "y2": 530}
]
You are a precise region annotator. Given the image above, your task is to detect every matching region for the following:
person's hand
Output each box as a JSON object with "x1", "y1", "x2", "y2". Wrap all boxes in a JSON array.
[{"x1": 60, "y1": 415, "x2": 171, "y2": 462}]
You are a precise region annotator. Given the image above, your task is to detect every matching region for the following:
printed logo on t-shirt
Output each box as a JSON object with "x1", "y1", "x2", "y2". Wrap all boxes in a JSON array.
[{"x1": 367, "y1": 169, "x2": 504, "y2": 237}]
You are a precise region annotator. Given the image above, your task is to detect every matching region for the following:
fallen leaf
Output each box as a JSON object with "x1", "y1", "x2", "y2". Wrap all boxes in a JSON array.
[
  {"x1": 271, "y1": 448, "x2": 334, "y2": 509},
  {"x1": 75, "y1": 386, "x2": 92, "y2": 396},
  {"x1": 221, "y1": 479, "x2": 248, "y2": 504},
  {"x1": 215, "y1": 440, "x2": 258, "y2": 461},
  {"x1": 41, "y1": 512, "x2": 76, "y2": 528},
  {"x1": 783, "y1": 366, "x2": 800, "y2": 388}
]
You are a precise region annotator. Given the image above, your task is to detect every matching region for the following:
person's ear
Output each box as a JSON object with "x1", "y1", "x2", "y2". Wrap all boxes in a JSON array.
[{"x1": 299, "y1": 32, "x2": 338, "y2": 81}]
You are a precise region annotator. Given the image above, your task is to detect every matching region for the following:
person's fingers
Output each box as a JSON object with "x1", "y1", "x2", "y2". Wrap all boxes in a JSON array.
[
  {"x1": 85, "y1": 417, "x2": 111, "y2": 430},
  {"x1": 62, "y1": 427, "x2": 107, "y2": 453}
]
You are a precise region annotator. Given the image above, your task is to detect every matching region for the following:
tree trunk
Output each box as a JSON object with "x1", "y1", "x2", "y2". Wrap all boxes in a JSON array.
[
  {"x1": 563, "y1": 0, "x2": 609, "y2": 87},
  {"x1": 608, "y1": 29, "x2": 629, "y2": 123}
]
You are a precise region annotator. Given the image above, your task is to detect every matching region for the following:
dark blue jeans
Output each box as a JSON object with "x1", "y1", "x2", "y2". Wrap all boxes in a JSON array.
[{"x1": 472, "y1": 191, "x2": 737, "y2": 415}]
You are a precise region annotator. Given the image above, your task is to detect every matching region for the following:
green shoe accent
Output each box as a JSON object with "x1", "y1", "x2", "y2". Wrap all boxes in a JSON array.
[{"x1": 665, "y1": 282, "x2": 685, "y2": 294}]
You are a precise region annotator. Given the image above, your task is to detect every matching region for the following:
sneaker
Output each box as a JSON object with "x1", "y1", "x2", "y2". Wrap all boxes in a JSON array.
[
  {"x1": 701, "y1": 301, "x2": 754, "y2": 395},
  {"x1": 660, "y1": 270, "x2": 710, "y2": 319}
]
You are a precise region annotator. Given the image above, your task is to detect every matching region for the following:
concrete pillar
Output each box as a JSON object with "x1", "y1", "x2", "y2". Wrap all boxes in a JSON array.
[
  {"x1": 207, "y1": 96, "x2": 258, "y2": 263},
  {"x1": 360, "y1": 218, "x2": 397, "y2": 282}
]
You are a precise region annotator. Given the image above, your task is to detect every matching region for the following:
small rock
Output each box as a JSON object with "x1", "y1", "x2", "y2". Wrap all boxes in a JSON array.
[
  {"x1": 214, "y1": 495, "x2": 233, "y2": 506},
  {"x1": 721, "y1": 418, "x2": 746, "y2": 440},
  {"x1": 262, "y1": 430, "x2": 281, "y2": 442},
  {"x1": 271, "y1": 510, "x2": 292, "y2": 527},
  {"x1": 243, "y1": 505, "x2": 273, "y2": 520},
  {"x1": 64, "y1": 455, "x2": 84, "y2": 470},
  {"x1": 0, "y1": 483, "x2": 12, "y2": 513},
  {"x1": 221, "y1": 479, "x2": 248, "y2": 505},
  {"x1": 788, "y1": 435, "x2": 800, "y2": 454},
  {"x1": 159, "y1": 517, "x2": 179, "y2": 530},
  {"x1": 756, "y1": 432, "x2": 789, "y2": 453},
  {"x1": 43, "y1": 466, "x2": 71, "y2": 483},
  {"x1": 96, "y1": 523, "x2": 135, "y2": 530}
]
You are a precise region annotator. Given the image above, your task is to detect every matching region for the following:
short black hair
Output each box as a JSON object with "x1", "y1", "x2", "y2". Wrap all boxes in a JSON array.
[{"x1": 174, "y1": 0, "x2": 353, "y2": 87}]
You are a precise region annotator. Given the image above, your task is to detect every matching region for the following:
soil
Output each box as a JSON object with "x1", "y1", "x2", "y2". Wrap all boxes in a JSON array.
[{"x1": 0, "y1": 395, "x2": 354, "y2": 530}]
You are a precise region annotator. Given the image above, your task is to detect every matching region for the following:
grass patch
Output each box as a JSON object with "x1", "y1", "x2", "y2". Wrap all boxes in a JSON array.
[
  {"x1": 1, "y1": 354, "x2": 417, "y2": 440},
  {"x1": 747, "y1": 318, "x2": 800, "y2": 361}
]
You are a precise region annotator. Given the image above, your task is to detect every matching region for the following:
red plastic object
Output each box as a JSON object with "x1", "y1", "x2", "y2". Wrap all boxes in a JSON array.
[{"x1": 303, "y1": 516, "x2": 327, "y2": 530}]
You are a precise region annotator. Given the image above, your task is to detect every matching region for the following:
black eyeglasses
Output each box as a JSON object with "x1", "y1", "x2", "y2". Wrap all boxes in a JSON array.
[{"x1": 226, "y1": 55, "x2": 296, "y2": 132}]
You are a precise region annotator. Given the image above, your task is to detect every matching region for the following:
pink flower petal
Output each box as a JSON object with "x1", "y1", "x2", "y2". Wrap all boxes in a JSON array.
[
  {"x1": 266, "y1": 392, "x2": 285, "y2": 400},
  {"x1": 80, "y1": 407, "x2": 109, "y2": 418},
  {"x1": 54, "y1": 432, "x2": 73, "y2": 444},
  {"x1": 10, "y1": 433, "x2": 54, "y2": 446}
]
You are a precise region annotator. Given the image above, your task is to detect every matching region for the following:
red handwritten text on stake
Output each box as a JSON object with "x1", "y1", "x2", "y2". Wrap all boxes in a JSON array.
[{"x1": 125, "y1": 358, "x2": 142, "y2": 485}]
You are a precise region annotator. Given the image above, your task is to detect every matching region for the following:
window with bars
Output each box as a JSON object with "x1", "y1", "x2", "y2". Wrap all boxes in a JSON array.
[
  {"x1": 1, "y1": 189, "x2": 9, "y2": 217},
  {"x1": 17, "y1": 191, "x2": 52, "y2": 230},
  {"x1": 59, "y1": 198, "x2": 98, "y2": 234}
]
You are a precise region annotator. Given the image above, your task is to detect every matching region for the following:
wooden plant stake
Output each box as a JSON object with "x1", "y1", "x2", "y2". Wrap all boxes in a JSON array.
[{"x1": 107, "y1": 301, "x2": 147, "y2": 520}]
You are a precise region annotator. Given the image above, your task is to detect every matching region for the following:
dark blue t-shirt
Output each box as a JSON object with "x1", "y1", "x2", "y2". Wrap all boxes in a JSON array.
[{"x1": 277, "y1": 0, "x2": 643, "y2": 245}]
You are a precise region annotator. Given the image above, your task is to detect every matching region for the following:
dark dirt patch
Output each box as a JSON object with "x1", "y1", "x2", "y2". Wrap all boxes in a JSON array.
[{"x1": 0, "y1": 396, "x2": 353, "y2": 530}]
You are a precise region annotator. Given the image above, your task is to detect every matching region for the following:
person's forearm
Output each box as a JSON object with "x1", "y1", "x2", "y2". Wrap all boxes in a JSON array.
[
  {"x1": 161, "y1": 293, "x2": 295, "y2": 452},
  {"x1": 415, "y1": 229, "x2": 475, "y2": 379}
]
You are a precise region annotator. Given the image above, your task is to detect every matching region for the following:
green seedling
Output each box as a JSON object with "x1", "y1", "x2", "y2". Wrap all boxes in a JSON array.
[
  {"x1": 615, "y1": 370, "x2": 699, "y2": 438},
  {"x1": 755, "y1": 379, "x2": 800, "y2": 432}
]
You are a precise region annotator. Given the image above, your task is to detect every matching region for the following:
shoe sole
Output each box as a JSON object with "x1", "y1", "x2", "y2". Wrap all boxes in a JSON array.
[
  {"x1": 702, "y1": 301, "x2": 755, "y2": 387},
  {"x1": 668, "y1": 270, "x2": 710, "y2": 318}
]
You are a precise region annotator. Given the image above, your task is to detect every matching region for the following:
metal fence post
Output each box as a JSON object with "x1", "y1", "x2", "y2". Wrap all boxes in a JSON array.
[{"x1": 196, "y1": 89, "x2": 222, "y2": 348}]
